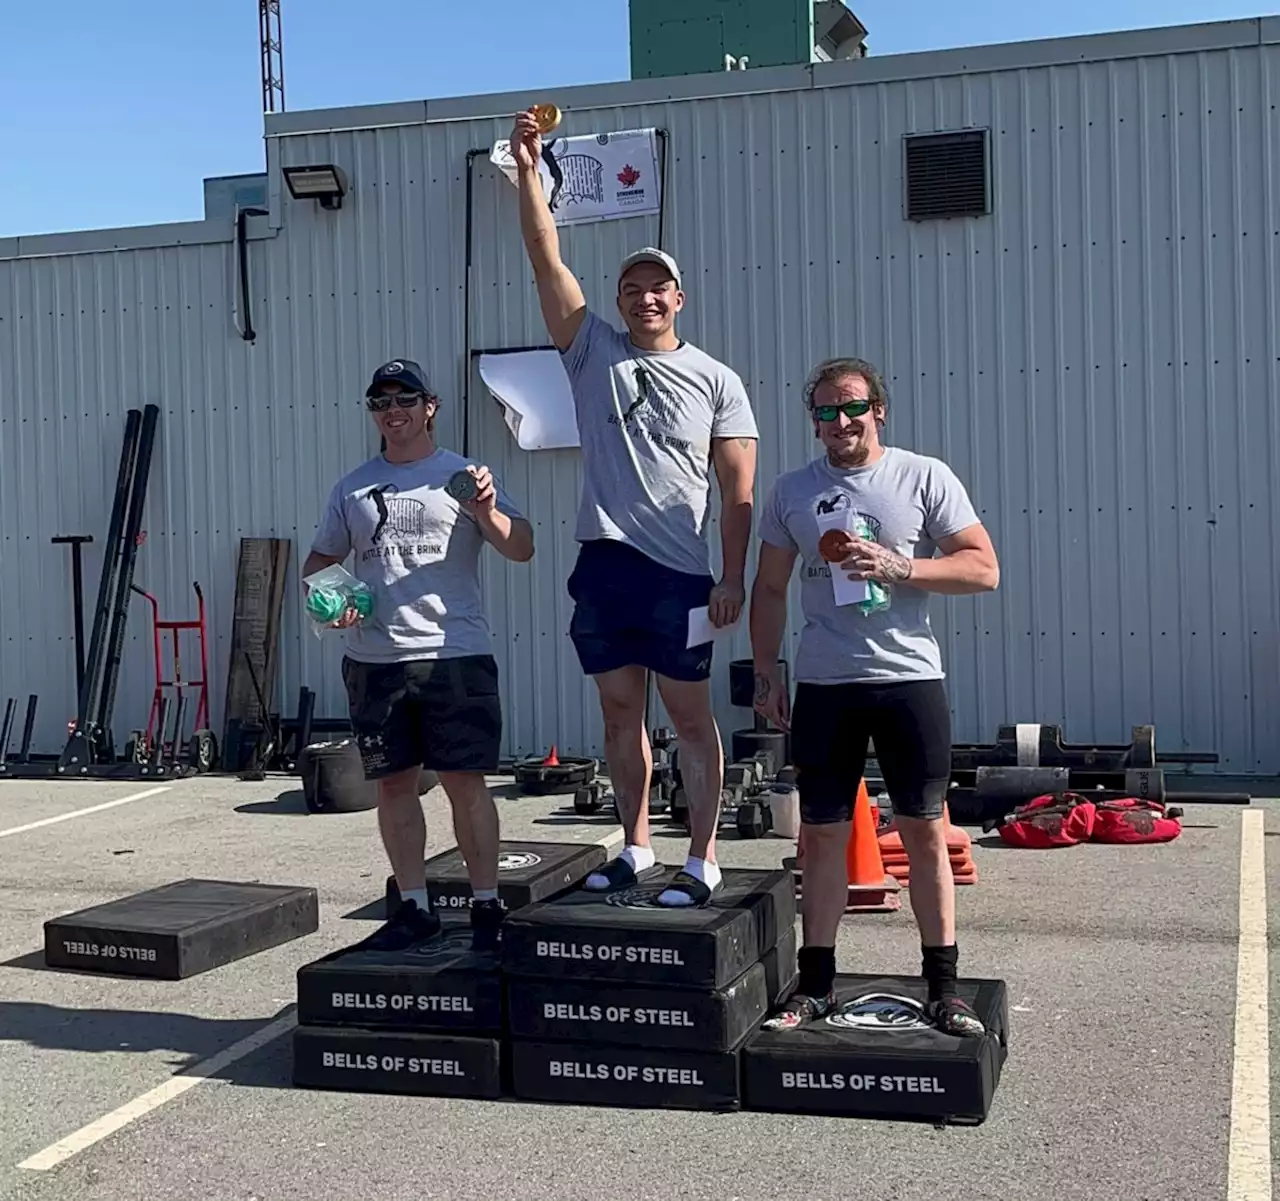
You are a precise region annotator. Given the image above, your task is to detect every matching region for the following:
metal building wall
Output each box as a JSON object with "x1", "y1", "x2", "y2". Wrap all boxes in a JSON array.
[
  {"x1": 0, "y1": 218, "x2": 325, "y2": 762},
  {"x1": 3, "y1": 19, "x2": 1278, "y2": 774}
]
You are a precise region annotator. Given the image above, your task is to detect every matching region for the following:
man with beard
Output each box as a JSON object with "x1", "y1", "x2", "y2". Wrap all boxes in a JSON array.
[
  {"x1": 508, "y1": 107, "x2": 759, "y2": 907},
  {"x1": 304, "y1": 358, "x2": 535, "y2": 952},
  {"x1": 749, "y1": 357, "x2": 999, "y2": 1035}
]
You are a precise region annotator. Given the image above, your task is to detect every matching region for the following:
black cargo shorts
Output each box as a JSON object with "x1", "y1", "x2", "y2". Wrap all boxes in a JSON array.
[{"x1": 340, "y1": 654, "x2": 502, "y2": 778}]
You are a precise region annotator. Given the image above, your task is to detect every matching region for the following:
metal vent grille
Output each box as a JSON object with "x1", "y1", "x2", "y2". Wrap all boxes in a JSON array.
[{"x1": 904, "y1": 130, "x2": 990, "y2": 221}]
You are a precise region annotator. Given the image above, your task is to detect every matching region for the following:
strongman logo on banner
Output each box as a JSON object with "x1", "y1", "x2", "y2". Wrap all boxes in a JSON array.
[{"x1": 491, "y1": 127, "x2": 662, "y2": 226}]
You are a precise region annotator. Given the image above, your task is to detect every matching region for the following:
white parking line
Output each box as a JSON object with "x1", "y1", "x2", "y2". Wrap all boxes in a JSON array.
[
  {"x1": 1226, "y1": 808, "x2": 1271, "y2": 1201},
  {"x1": 0, "y1": 787, "x2": 171, "y2": 839},
  {"x1": 15, "y1": 821, "x2": 631, "y2": 1172},
  {"x1": 17, "y1": 1013, "x2": 298, "y2": 1172}
]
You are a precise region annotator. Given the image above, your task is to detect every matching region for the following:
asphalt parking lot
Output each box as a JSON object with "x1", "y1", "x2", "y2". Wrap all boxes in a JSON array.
[{"x1": 0, "y1": 773, "x2": 1274, "y2": 1201}]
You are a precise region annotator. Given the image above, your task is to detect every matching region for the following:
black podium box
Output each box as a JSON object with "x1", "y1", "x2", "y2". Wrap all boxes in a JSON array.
[
  {"x1": 501, "y1": 867, "x2": 795, "y2": 990},
  {"x1": 386, "y1": 841, "x2": 607, "y2": 915},
  {"x1": 293, "y1": 1026, "x2": 502, "y2": 1099},
  {"x1": 741, "y1": 974, "x2": 1009, "y2": 1125},
  {"x1": 507, "y1": 959, "x2": 768, "y2": 1052},
  {"x1": 43, "y1": 879, "x2": 319, "y2": 979},
  {"x1": 296, "y1": 919, "x2": 502, "y2": 1033},
  {"x1": 510, "y1": 1038, "x2": 745, "y2": 1112}
]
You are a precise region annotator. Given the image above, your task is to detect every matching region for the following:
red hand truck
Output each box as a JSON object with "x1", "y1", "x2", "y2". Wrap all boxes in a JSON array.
[{"x1": 128, "y1": 581, "x2": 217, "y2": 772}]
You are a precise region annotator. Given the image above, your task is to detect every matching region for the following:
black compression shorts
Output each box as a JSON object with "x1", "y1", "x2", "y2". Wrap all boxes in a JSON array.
[{"x1": 789, "y1": 677, "x2": 952, "y2": 822}]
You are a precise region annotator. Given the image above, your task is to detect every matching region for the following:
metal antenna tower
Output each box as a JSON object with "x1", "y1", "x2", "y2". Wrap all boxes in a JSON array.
[{"x1": 259, "y1": 0, "x2": 285, "y2": 113}]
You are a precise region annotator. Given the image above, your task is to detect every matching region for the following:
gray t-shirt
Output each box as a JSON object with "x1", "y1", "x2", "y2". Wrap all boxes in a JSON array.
[
  {"x1": 309, "y1": 447, "x2": 525, "y2": 663},
  {"x1": 561, "y1": 310, "x2": 759, "y2": 578},
  {"x1": 758, "y1": 446, "x2": 980, "y2": 685}
]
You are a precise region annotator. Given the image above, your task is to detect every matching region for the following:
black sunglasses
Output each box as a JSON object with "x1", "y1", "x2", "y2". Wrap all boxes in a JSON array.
[
  {"x1": 366, "y1": 391, "x2": 430, "y2": 412},
  {"x1": 812, "y1": 400, "x2": 872, "y2": 422}
]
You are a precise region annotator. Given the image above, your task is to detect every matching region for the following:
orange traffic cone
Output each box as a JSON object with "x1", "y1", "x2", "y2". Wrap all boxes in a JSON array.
[
  {"x1": 844, "y1": 779, "x2": 902, "y2": 912},
  {"x1": 789, "y1": 782, "x2": 902, "y2": 913},
  {"x1": 877, "y1": 801, "x2": 978, "y2": 886},
  {"x1": 542, "y1": 745, "x2": 560, "y2": 767}
]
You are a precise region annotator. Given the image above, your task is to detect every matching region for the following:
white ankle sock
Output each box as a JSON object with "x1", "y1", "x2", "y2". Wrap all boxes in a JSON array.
[
  {"x1": 586, "y1": 843, "x2": 655, "y2": 889},
  {"x1": 472, "y1": 888, "x2": 498, "y2": 902},
  {"x1": 400, "y1": 887, "x2": 430, "y2": 912},
  {"x1": 658, "y1": 857, "x2": 722, "y2": 907}
]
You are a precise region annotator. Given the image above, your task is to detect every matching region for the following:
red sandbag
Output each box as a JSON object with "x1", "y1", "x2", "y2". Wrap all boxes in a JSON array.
[
  {"x1": 1090, "y1": 798, "x2": 1182, "y2": 844},
  {"x1": 996, "y1": 793, "x2": 1097, "y2": 849}
]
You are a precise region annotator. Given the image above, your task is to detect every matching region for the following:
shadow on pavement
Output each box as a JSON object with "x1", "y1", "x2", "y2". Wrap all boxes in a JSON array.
[
  {"x1": 341, "y1": 897, "x2": 387, "y2": 921},
  {"x1": 0, "y1": 999, "x2": 298, "y2": 1088},
  {"x1": 532, "y1": 812, "x2": 616, "y2": 829},
  {"x1": 234, "y1": 790, "x2": 310, "y2": 816}
]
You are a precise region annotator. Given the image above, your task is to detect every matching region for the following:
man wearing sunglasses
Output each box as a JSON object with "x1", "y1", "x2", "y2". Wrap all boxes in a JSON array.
[
  {"x1": 303, "y1": 358, "x2": 535, "y2": 953},
  {"x1": 749, "y1": 356, "x2": 999, "y2": 1037},
  {"x1": 509, "y1": 108, "x2": 758, "y2": 908}
]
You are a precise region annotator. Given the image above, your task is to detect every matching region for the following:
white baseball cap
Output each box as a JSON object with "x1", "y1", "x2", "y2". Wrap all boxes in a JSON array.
[{"x1": 618, "y1": 247, "x2": 682, "y2": 290}]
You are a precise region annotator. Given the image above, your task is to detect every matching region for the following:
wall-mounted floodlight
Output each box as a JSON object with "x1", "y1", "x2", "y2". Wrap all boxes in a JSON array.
[{"x1": 282, "y1": 164, "x2": 348, "y2": 210}]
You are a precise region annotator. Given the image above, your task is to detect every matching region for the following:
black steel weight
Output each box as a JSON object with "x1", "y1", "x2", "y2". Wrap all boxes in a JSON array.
[
  {"x1": 445, "y1": 470, "x2": 479, "y2": 502},
  {"x1": 728, "y1": 658, "x2": 788, "y2": 709},
  {"x1": 973, "y1": 764, "x2": 1168, "y2": 804},
  {"x1": 730, "y1": 729, "x2": 788, "y2": 777},
  {"x1": 950, "y1": 721, "x2": 1221, "y2": 774}
]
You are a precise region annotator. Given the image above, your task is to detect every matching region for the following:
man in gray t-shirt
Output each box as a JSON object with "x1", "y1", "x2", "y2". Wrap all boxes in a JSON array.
[
  {"x1": 304, "y1": 356, "x2": 535, "y2": 957},
  {"x1": 750, "y1": 355, "x2": 1000, "y2": 1038},
  {"x1": 509, "y1": 107, "x2": 759, "y2": 908}
]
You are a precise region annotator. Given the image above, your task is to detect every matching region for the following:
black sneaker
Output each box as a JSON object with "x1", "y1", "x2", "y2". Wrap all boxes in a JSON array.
[
  {"x1": 760, "y1": 988, "x2": 837, "y2": 1032},
  {"x1": 355, "y1": 899, "x2": 442, "y2": 953},
  {"x1": 470, "y1": 898, "x2": 505, "y2": 952},
  {"x1": 926, "y1": 995, "x2": 987, "y2": 1037}
]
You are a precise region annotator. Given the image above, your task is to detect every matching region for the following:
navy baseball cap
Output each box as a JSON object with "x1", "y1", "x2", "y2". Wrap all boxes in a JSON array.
[{"x1": 366, "y1": 358, "x2": 432, "y2": 397}]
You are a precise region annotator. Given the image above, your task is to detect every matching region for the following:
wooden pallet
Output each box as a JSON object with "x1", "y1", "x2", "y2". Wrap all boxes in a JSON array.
[{"x1": 220, "y1": 537, "x2": 291, "y2": 772}]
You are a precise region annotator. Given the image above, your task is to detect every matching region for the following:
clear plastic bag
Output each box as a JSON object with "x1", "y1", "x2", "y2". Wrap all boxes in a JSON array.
[
  {"x1": 303, "y1": 563, "x2": 374, "y2": 637},
  {"x1": 851, "y1": 517, "x2": 892, "y2": 616}
]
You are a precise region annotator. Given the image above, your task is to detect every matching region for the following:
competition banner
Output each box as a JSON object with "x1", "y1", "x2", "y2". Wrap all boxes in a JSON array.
[{"x1": 490, "y1": 127, "x2": 661, "y2": 226}]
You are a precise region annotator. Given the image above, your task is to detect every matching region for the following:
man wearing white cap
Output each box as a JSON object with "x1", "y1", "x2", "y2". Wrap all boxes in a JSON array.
[{"x1": 509, "y1": 107, "x2": 759, "y2": 907}]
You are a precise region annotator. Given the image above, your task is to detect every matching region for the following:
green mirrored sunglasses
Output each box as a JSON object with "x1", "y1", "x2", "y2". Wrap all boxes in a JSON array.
[{"x1": 812, "y1": 400, "x2": 872, "y2": 422}]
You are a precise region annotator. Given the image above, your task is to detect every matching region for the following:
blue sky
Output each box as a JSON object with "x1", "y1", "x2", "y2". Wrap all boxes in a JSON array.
[{"x1": 0, "y1": 0, "x2": 1266, "y2": 238}]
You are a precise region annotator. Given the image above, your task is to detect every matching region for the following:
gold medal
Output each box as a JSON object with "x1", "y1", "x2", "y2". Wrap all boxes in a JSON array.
[
  {"x1": 819, "y1": 529, "x2": 856, "y2": 563},
  {"x1": 532, "y1": 103, "x2": 562, "y2": 133}
]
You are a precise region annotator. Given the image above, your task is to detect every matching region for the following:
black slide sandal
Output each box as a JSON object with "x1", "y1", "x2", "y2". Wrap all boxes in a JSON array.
[
  {"x1": 655, "y1": 870, "x2": 716, "y2": 908},
  {"x1": 583, "y1": 856, "x2": 661, "y2": 891}
]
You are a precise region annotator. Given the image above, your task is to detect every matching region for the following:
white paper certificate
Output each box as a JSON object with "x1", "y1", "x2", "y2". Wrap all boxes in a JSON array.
[{"x1": 814, "y1": 510, "x2": 870, "y2": 607}]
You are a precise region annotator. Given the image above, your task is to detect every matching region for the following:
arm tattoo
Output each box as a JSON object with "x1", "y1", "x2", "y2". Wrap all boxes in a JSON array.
[
  {"x1": 881, "y1": 552, "x2": 913, "y2": 583},
  {"x1": 754, "y1": 673, "x2": 771, "y2": 704},
  {"x1": 736, "y1": 437, "x2": 753, "y2": 449}
]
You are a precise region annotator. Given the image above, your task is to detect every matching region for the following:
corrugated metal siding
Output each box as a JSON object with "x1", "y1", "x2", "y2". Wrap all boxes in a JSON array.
[
  {"x1": 3, "y1": 37, "x2": 1278, "y2": 772},
  {"x1": 0, "y1": 236, "x2": 287, "y2": 759}
]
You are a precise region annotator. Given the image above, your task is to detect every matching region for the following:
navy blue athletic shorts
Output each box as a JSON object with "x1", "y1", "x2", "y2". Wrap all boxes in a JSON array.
[{"x1": 566, "y1": 538, "x2": 715, "y2": 682}]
